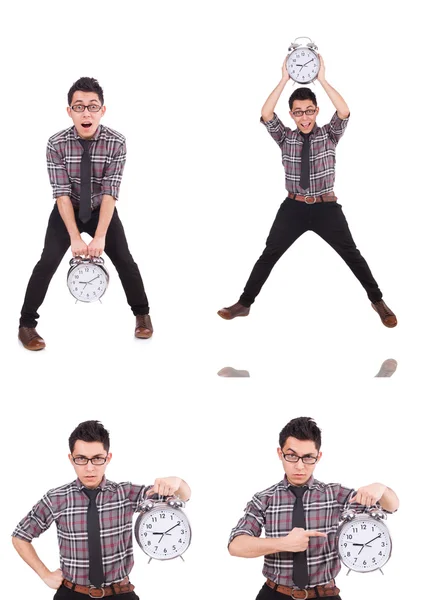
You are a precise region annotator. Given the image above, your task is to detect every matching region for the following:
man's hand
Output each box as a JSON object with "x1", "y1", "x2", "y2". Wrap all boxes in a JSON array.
[
  {"x1": 317, "y1": 54, "x2": 326, "y2": 82},
  {"x1": 284, "y1": 527, "x2": 327, "y2": 552},
  {"x1": 42, "y1": 568, "x2": 63, "y2": 589},
  {"x1": 88, "y1": 236, "x2": 106, "y2": 258},
  {"x1": 150, "y1": 477, "x2": 182, "y2": 497},
  {"x1": 350, "y1": 483, "x2": 387, "y2": 507},
  {"x1": 282, "y1": 56, "x2": 290, "y2": 82},
  {"x1": 71, "y1": 237, "x2": 89, "y2": 258}
]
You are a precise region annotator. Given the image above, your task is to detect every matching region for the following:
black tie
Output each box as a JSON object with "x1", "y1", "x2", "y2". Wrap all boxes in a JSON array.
[
  {"x1": 83, "y1": 488, "x2": 104, "y2": 588},
  {"x1": 79, "y1": 139, "x2": 93, "y2": 223},
  {"x1": 290, "y1": 486, "x2": 309, "y2": 589},
  {"x1": 299, "y1": 133, "x2": 311, "y2": 191}
]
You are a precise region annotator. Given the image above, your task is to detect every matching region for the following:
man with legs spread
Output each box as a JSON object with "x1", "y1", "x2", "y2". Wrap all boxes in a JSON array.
[
  {"x1": 12, "y1": 420, "x2": 191, "y2": 599},
  {"x1": 218, "y1": 56, "x2": 397, "y2": 328},
  {"x1": 19, "y1": 77, "x2": 153, "y2": 350},
  {"x1": 228, "y1": 417, "x2": 399, "y2": 600}
]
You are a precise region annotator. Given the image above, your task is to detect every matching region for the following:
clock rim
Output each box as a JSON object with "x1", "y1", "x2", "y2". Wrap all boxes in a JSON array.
[
  {"x1": 67, "y1": 263, "x2": 109, "y2": 303},
  {"x1": 287, "y1": 46, "x2": 320, "y2": 84},
  {"x1": 134, "y1": 504, "x2": 192, "y2": 561},
  {"x1": 337, "y1": 514, "x2": 392, "y2": 573}
]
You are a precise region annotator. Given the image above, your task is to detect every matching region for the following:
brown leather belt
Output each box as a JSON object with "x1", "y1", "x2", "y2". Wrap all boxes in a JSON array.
[
  {"x1": 287, "y1": 192, "x2": 337, "y2": 204},
  {"x1": 266, "y1": 579, "x2": 340, "y2": 599},
  {"x1": 63, "y1": 579, "x2": 135, "y2": 598}
]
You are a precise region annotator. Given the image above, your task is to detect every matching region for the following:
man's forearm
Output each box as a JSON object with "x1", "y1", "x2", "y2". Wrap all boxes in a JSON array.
[
  {"x1": 262, "y1": 78, "x2": 289, "y2": 122},
  {"x1": 379, "y1": 486, "x2": 399, "y2": 512},
  {"x1": 229, "y1": 534, "x2": 286, "y2": 558},
  {"x1": 56, "y1": 196, "x2": 81, "y2": 241},
  {"x1": 95, "y1": 195, "x2": 116, "y2": 238},
  {"x1": 12, "y1": 537, "x2": 49, "y2": 579},
  {"x1": 317, "y1": 79, "x2": 350, "y2": 119}
]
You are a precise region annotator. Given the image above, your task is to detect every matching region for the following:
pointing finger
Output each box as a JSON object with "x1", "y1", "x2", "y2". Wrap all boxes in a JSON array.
[{"x1": 306, "y1": 530, "x2": 327, "y2": 538}]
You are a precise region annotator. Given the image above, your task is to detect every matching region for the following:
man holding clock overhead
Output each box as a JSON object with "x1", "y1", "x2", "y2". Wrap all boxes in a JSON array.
[
  {"x1": 18, "y1": 77, "x2": 153, "y2": 351},
  {"x1": 218, "y1": 55, "x2": 397, "y2": 328},
  {"x1": 228, "y1": 417, "x2": 399, "y2": 600},
  {"x1": 12, "y1": 420, "x2": 191, "y2": 599}
]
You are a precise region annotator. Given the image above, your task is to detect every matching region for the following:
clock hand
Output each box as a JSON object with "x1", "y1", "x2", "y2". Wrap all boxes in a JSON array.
[
  {"x1": 304, "y1": 58, "x2": 315, "y2": 66},
  {"x1": 352, "y1": 543, "x2": 364, "y2": 546},
  {"x1": 86, "y1": 275, "x2": 100, "y2": 284},
  {"x1": 163, "y1": 523, "x2": 181, "y2": 534},
  {"x1": 364, "y1": 534, "x2": 381, "y2": 546}
]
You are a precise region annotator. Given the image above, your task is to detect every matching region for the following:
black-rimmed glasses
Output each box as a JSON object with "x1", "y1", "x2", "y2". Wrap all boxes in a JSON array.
[
  {"x1": 282, "y1": 452, "x2": 318, "y2": 465},
  {"x1": 72, "y1": 455, "x2": 108, "y2": 465},
  {"x1": 71, "y1": 104, "x2": 102, "y2": 113},
  {"x1": 291, "y1": 109, "x2": 316, "y2": 117}
]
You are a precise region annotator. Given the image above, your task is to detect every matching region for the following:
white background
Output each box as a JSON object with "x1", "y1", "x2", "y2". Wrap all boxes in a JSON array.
[{"x1": 0, "y1": 1, "x2": 418, "y2": 599}]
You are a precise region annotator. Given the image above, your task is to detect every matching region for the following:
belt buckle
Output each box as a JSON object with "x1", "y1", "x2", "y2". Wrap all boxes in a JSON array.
[
  {"x1": 291, "y1": 590, "x2": 308, "y2": 600},
  {"x1": 304, "y1": 195, "x2": 316, "y2": 204},
  {"x1": 89, "y1": 587, "x2": 105, "y2": 599}
]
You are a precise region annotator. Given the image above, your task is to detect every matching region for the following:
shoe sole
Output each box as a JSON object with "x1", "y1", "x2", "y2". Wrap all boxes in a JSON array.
[
  {"x1": 371, "y1": 304, "x2": 397, "y2": 328},
  {"x1": 217, "y1": 311, "x2": 250, "y2": 321},
  {"x1": 20, "y1": 341, "x2": 45, "y2": 351},
  {"x1": 135, "y1": 332, "x2": 153, "y2": 339}
]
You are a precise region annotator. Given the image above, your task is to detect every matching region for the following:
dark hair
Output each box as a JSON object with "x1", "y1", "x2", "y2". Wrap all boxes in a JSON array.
[
  {"x1": 68, "y1": 420, "x2": 110, "y2": 453},
  {"x1": 67, "y1": 77, "x2": 104, "y2": 106},
  {"x1": 279, "y1": 417, "x2": 321, "y2": 450},
  {"x1": 288, "y1": 87, "x2": 317, "y2": 110}
]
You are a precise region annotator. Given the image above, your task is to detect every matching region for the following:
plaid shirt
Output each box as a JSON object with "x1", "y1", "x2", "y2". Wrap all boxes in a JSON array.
[
  {"x1": 261, "y1": 112, "x2": 349, "y2": 196},
  {"x1": 229, "y1": 476, "x2": 355, "y2": 587},
  {"x1": 47, "y1": 125, "x2": 126, "y2": 209},
  {"x1": 13, "y1": 478, "x2": 151, "y2": 586}
]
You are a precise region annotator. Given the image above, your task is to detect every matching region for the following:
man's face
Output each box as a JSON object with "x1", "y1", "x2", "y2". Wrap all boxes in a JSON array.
[
  {"x1": 290, "y1": 99, "x2": 319, "y2": 134},
  {"x1": 69, "y1": 440, "x2": 112, "y2": 489},
  {"x1": 67, "y1": 91, "x2": 106, "y2": 139},
  {"x1": 277, "y1": 436, "x2": 321, "y2": 486}
]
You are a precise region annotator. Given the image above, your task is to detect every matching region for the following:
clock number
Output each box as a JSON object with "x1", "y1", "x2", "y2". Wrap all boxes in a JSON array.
[
  {"x1": 178, "y1": 538, "x2": 182, "y2": 543},
  {"x1": 361, "y1": 524, "x2": 367, "y2": 530},
  {"x1": 346, "y1": 552, "x2": 351, "y2": 557},
  {"x1": 160, "y1": 514, "x2": 166, "y2": 519},
  {"x1": 171, "y1": 515, "x2": 173, "y2": 520},
  {"x1": 154, "y1": 546, "x2": 158, "y2": 551},
  {"x1": 146, "y1": 524, "x2": 152, "y2": 529},
  {"x1": 293, "y1": 58, "x2": 296, "y2": 62},
  {"x1": 147, "y1": 541, "x2": 151, "y2": 546},
  {"x1": 181, "y1": 530, "x2": 185, "y2": 534},
  {"x1": 352, "y1": 527, "x2": 358, "y2": 533},
  {"x1": 164, "y1": 548, "x2": 167, "y2": 554},
  {"x1": 75, "y1": 287, "x2": 78, "y2": 291},
  {"x1": 343, "y1": 543, "x2": 347, "y2": 548},
  {"x1": 346, "y1": 534, "x2": 353, "y2": 539},
  {"x1": 172, "y1": 545, "x2": 176, "y2": 551},
  {"x1": 379, "y1": 551, "x2": 383, "y2": 556},
  {"x1": 143, "y1": 532, "x2": 147, "y2": 537},
  {"x1": 152, "y1": 517, "x2": 157, "y2": 522},
  {"x1": 372, "y1": 558, "x2": 376, "y2": 563},
  {"x1": 85, "y1": 267, "x2": 89, "y2": 272},
  {"x1": 363, "y1": 561, "x2": 367, "y2": 566},
  {"x1": 75, "y1": 275, "x2": 79, "y2": 279},
  {"x1": 372, "y1": 526, "x2": 375, "y2": 531},
  {"x1": 301, "y1": 51, "x2": 305, "y2": 56},
  {"x1": 381, "y1": 542, "x2": 385, "y2": 547}
]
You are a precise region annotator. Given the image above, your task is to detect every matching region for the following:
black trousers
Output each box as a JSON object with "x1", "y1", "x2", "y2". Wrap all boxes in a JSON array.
[
  {"x1": 239, "y1": 198, "x2": 382, "y2": 307},
  {"x1": 53, "y1": 585, "x2": 139, "y2": 599},
  {"x1": 20, "y1": 204, "x2": 149, "y2": 328},
  {"x1": 255, "y1": 583, "x2": 341, "y2": 600}
]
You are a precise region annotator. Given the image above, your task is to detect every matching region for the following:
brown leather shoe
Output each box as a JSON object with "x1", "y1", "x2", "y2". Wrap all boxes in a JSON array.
[
  {"x1": 371, "y1": 300, "x2": 397, "y2": 328},
  {"x1": 18, "y1": 327, "x2": 46, "y2": 351},
  {"x1": 135, "y1": 314, "x2": 153, "y2": 339},
  {"x1": 217, "y1": 302, "x2": 250, "y2": 320}
]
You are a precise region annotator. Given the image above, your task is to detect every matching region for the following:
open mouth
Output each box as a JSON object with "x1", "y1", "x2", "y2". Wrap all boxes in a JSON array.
[
  {"x1": 301, "y1": 122, "x2": 311, "y2": 129},
  {"x1": 81, "y1": 122, "x2": 92, "y2": 129}
]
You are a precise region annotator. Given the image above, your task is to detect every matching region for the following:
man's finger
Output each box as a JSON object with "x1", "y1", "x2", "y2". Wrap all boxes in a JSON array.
[{"x1": 306, "y1": 530, "x2": 327, "y2": 537}]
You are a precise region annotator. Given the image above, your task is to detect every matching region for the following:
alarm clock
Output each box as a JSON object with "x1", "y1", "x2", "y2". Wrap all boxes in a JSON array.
[
  {"x1": 336, "y1": 508, "x2": 392, "y2": 575},
  {"x1": 67, "y1": 256, "x2": 109, "y2": 303},
  {"x1": 287, "y1": 37, "x2": 320, "y2": 84},
  {"x1": 134, "y1": 496, "x2": 192, "y2": 562}
]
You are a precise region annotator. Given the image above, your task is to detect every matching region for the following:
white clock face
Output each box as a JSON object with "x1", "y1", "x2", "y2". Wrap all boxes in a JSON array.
[
  {"x1": 338, "y1": 517, "x2": 392, "y2": 572},
  {"x1": 136, "y1": 506, "x2": 191, "y2": 560},
  {"x1": 287, "y1": 48, "x2": 320, "y2": 84},
  {"x1": 67, "y1": 264, "x2": 108, "y2": 302}
]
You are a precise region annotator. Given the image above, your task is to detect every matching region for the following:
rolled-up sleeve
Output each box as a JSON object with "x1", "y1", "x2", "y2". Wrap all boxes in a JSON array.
[
  {"x1": 129, "y1": 483, "x2": 153, "y2": 512},
  {"x1": 326, "y1": 111, "x2": 350, "y2": 145},
  {"x1": 47, "y1": 141, "x2": 72, "y2": 199},
  {"x1": 260, "y1": 112, "x2": 289, "y2": 147},
  {"x1": 12, "y1": 494, "x2": 55, "y2": 542},
  {"x1": 228, "y1": 494, "x2": 266, "y2": 546},
  {"x1": 101, "y1": 141, "x2": 126, "y2": 201}
]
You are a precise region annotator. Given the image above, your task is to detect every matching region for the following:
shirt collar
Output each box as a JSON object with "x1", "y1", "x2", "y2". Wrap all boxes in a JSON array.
[
  {"x1": 282, "y1": 474, "x2": 316, "y2": 489},
  {"x1": 76, "y1": 476, "x2": 107, "y2": 492},
  {"x1": 72, "y1": 124, "x2": 102, "y2": 142}
]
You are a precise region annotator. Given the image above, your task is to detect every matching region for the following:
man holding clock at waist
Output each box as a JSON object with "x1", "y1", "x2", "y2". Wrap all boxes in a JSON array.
[
  {"x1": 18, "y1": 77, "x2": 153, "y2": 351},
  {"x1": 228, "y1": 417, "x2": 399, "y2": 599},
  {"x1": 12, "y1": 420, "x2": 191, "y2": 599},
  {"x1": 218, "y1": 56, "x2": 397, "y2": 328}
]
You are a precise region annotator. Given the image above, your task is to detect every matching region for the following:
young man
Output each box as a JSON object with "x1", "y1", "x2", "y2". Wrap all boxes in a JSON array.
[
  {"x1": 18, "y1": 77, "x2": 153, "y2": 351},
  {"x1": 228, "y1": 417, "x2": 399, "y2": 600},
  {"x1": 218, "y1": 56, "x2": 397, "y2": 328},
  {"x1": 12, "y1": 420, "x2": 191, "y2": 599}
]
